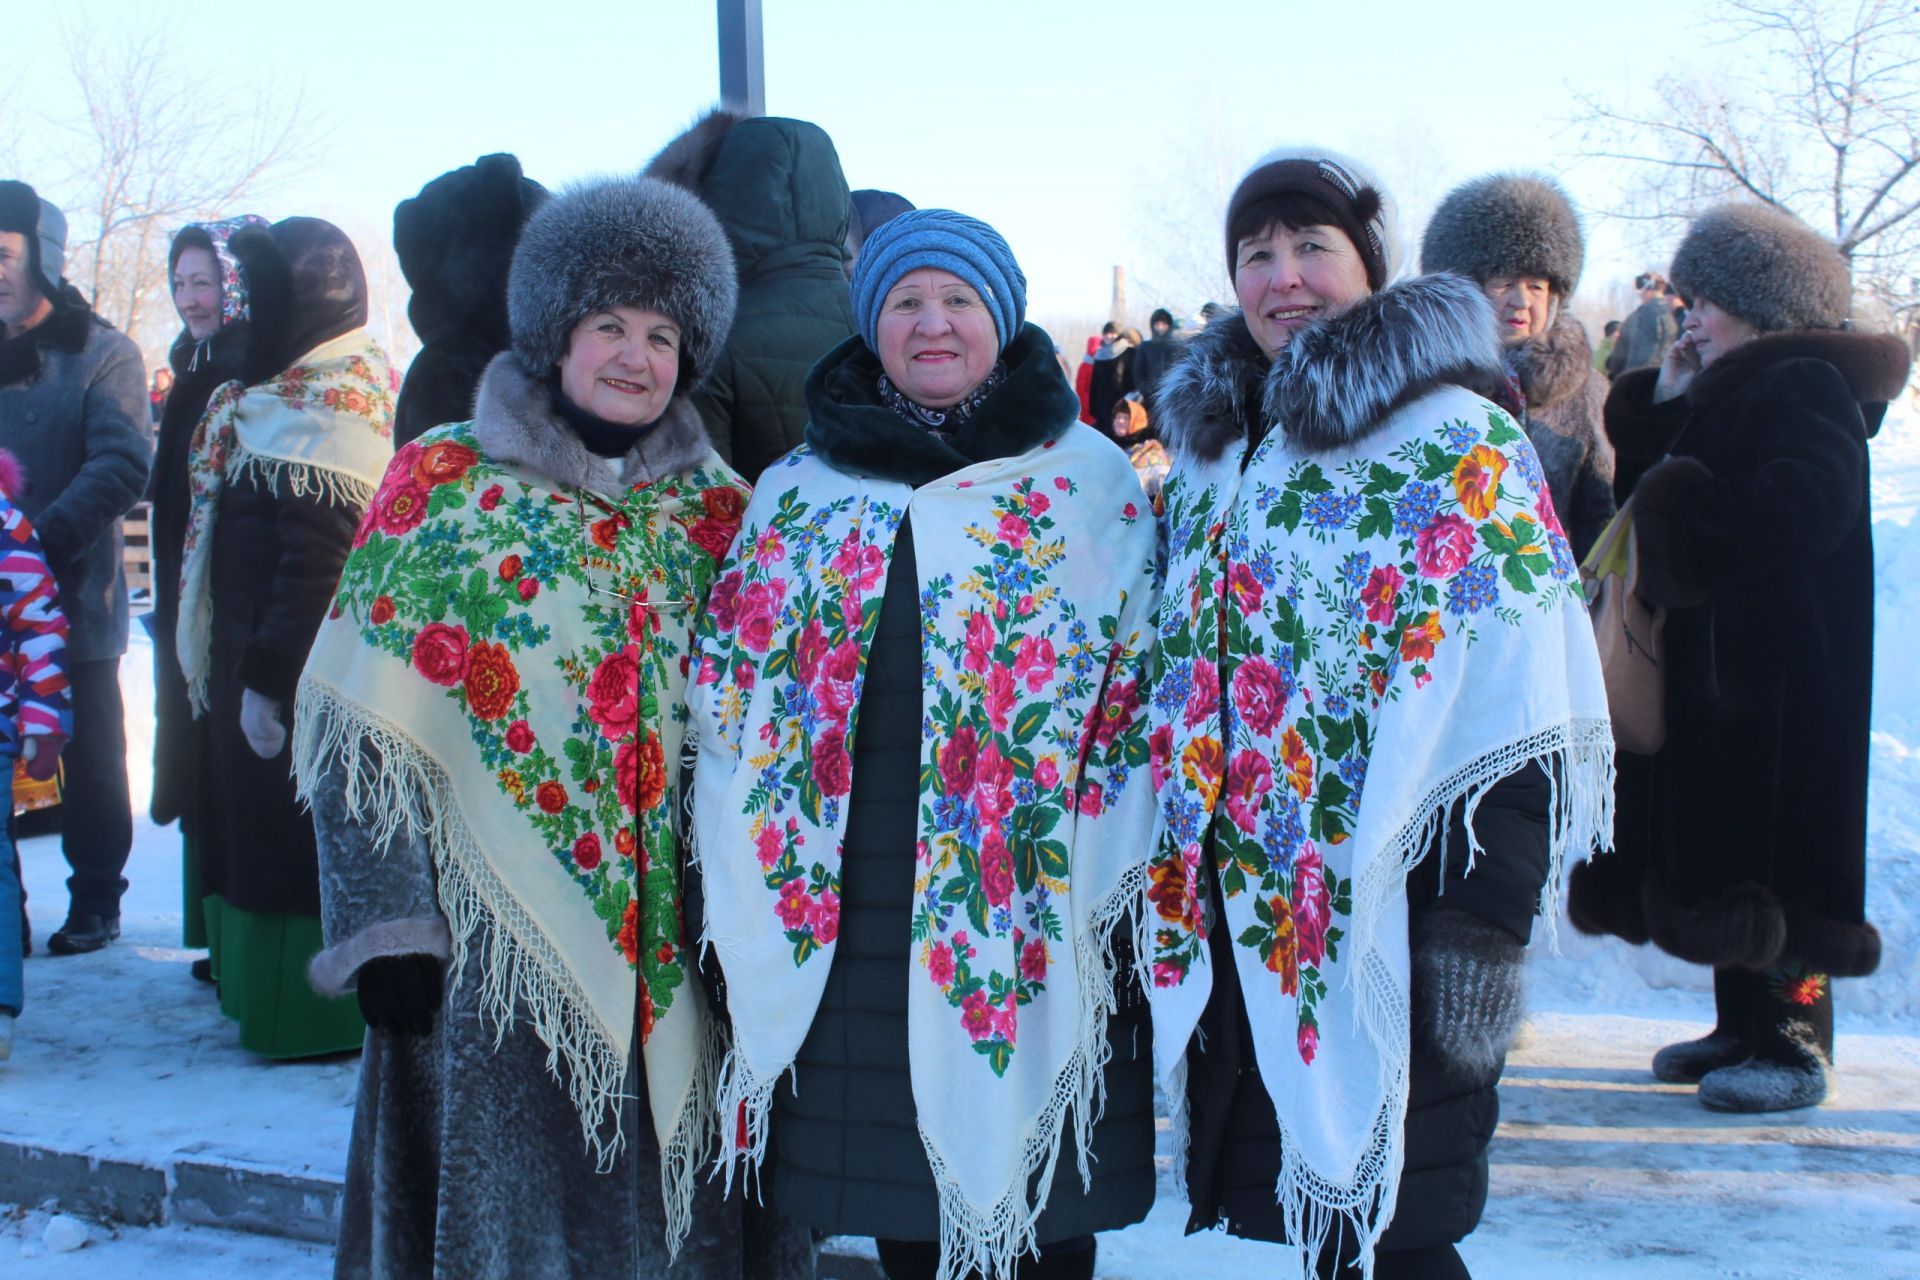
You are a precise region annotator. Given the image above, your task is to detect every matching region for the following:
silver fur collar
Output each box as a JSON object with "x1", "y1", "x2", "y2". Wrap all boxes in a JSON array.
[
  {"x1": 469, "y1": 352, "x2": 714, "y2": 494},
  {"x1": 1158, "y1": 274, "x2": 1506, "y2": 463}
]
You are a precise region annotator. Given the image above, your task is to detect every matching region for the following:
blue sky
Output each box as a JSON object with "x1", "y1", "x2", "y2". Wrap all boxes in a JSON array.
[{"x1": 21, "y1": 0, "x2": 1716, "y2": 323}]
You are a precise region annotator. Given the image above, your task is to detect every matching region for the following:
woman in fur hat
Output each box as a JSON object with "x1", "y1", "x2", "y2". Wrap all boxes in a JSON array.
[
  {"x1": 296, "y1": 176, "x2": 753, "y2": 1277},
  {"x1": 1420, "y1": 174, "x2": 1616, "y2": 560},
  {"x1": 1567, "y1": 202, "x2": 1911, "y2": 1113},
  {"x1": 690, "y1": 208, "x2": 1159, "y2": 1280},
  {"x1": 161, "y1": 215, "x2": 393, "y2": 1057},
  {"x1": 1146, "y1": 149, "x2": 1612, "y2": 1279}
]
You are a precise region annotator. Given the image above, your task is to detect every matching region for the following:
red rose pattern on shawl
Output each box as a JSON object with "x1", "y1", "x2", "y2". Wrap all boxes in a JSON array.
[
  {"x1": 329, "y1": 424, "x2": 745, "y2": 1036},
  {"x1": 1148, "y1": 406, "x2": 1579, "y2": 1062}
]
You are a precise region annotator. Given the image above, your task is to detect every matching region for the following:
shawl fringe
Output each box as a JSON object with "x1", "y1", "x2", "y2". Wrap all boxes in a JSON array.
[
  {"x1": 1305, "y1": 719, "x2": 1613, "y2": 1276},
  {"x1": 226, "y1": 445, "x2": 381, "y2": 511},
  {"x1": 294, "y1": 679, "x2": 633, "y2": 1168}
]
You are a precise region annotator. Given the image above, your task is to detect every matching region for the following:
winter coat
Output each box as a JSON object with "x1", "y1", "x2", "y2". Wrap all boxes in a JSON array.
[
  {"x1": 646, "y1": 111, "x2": 856, "y2": 484},
  {"x1": 1130, "y1": 332, "x2": 1183, "y2": 414},
  {"x1": 1568, "y1": 328, "x2": 1911, "y2": 979},
  {"x1": 1086, "y1": 341, "x2": 1135, "y2": 438},
  {"x1": 186, "y1": 219, "x2": 376, "y2": 919},
  {"x1": 0, "y1": 493, "x2": 70, "y2": 756},
  {"x1": 1509, "y1": 313, "x2": 1615, "y2": 561},
  {"x1": 308, "y1": 360, "x2": 756, "y2": 1280},
  {"x1": 1604, "y1": 296, "x2": 1677, "y2": 377},
  {"x1": 0, "y1": 285, "x2": 150, "y2": 662},
  {"x1": 758, "y1": 325, "x2": 1157, "y2": 1243},
  {"x1": 391, "y1": 154, "x2": 548, "y2": 447},
  {"x1": 1155, "y1": 292, "x2": 1547, "y2": 1254}
]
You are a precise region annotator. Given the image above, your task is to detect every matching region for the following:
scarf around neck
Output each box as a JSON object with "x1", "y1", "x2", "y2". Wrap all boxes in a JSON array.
[
  {"x1": 1147, "y1": 383, "x2": 1612, "y2": 1274},
  {"x1": 690, "y1": 426, "x2": 1158, "y2": 1280},
  {"x1": 295, "y1": 422, "x2": 749, "y2": 1251},
  {"x1": 177, "y1": 328, "x2": 396, "y2": 713},
  {"x1": 877, "y1": 360, "x2": 1008, "y2": 433}
]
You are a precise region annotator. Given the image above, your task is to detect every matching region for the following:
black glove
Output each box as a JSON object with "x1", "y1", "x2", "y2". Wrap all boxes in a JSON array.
[{"x1": 356, "y1": 954, "x2": 444, "y2": 1037}]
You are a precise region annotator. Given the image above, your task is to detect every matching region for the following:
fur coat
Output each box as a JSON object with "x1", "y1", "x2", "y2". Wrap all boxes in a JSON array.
[
  {"x1": 307, "y1": 359, "x2": 757, "y2": 1279},
  {"x1": 1509, "y1": 312, "x2": 1615, "y2": 561},
  {"x1": 1568, "y1": 328, "x2": 1912, "y2": 979}
]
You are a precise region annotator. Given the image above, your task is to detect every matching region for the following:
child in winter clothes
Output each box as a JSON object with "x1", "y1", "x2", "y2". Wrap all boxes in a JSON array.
[{"x1": 0, "y1": 448, "x2": 71, "y2": 1059}]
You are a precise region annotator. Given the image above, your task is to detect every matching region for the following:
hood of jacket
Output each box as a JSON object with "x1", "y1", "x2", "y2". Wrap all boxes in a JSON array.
[
  {"x1": 803, "y1": 322, "x2": 1080, "y2": 486},
  {"x1": 1686, "y1": 327, "x2": 1913, "y2": 436},
  {"x1": 645, "y1": 109, "x2": 850, "y2": 279},
  {"x1": 1508, "y1": 311, "x2": 1596, "y2": 413},
  {"x1": 470, "y1": 352, "x2": 715, "y2": 493},
  {"x1": 395, "y1": 153, "x2": 548, "y2": 350},
  {"x1": 1159, "y1": 273, "x2": 1506, "y2": 463}
]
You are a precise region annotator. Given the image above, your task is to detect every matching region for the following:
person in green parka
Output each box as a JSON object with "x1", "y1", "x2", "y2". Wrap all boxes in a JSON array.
[{"x1": 644, "y1": 109, "x2": 858, "y2": 484}]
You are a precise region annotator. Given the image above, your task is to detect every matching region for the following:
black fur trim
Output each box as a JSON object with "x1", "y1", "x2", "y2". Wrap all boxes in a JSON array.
[
  {"x1": 1628, "y1": 455, "x2": 1714, "y2": 609},
  {"x1": 1782, "y1": 912, "x2": 1881, "y2": 978},
  {"x1": 470, "y1": 353, "x2": 713, "y2": 494},
  {"x1": 0, "y1": 284, "x2": 98, "y2": 385},
  {"x1": 1642, "y1": 876, "x2": 1787, "y2": 970},
  {"x1": 1152, "y1": 312, "x2": 1268, "y2": 464},
  {"x1": 1264, "y1": 273, "x2": 1507, "y2": 454},
  {"x1": 1689, "y1": 328, "x2": 1913, "y2": 413},
  {"x1": 1566, "y1": 855, "x2": 1650, "y2": 945}
]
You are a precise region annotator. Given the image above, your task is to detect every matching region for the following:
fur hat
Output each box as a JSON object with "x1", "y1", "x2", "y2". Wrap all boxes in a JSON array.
[
  {"x1": 1224, "y1": 147, "x2": 1402, "y2": 289},
  {"x1": 506, "y1": 176, "x2": 737, "y2": 388},
  {"x1": 1668, "y1": 203, "x2": 1850, "y2": 332},
  {"x1": 0, "y1": 180, "x2": 67, "y2": 297},
  {"x1": 1421, "y1": 173, "x2": 1585, "y2": 296}
]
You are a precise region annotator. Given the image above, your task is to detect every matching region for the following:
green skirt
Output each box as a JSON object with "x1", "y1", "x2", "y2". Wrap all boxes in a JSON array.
[{"x1": 201, "y1": 892, "x2": 365, "y2": 1059}]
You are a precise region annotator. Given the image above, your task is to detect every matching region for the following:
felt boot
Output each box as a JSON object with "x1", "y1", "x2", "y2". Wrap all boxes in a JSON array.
[
  {"x1": 1652, "y1": 968, "x2": 1757, "y2": 1084},
  {"x1": 1698, "y1": 966, "x2": 1833, "y2": 1113}
]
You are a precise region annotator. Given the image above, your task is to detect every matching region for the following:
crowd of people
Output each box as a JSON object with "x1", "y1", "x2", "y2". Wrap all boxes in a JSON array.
[{"x1": 0, "y1": 109, "x2": 1908, "y2": 1280}]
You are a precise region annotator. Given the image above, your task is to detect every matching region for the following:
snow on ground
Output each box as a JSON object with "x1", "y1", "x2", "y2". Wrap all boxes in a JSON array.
[{"x1": 5, "y1": 410, "x2": 1920, "y2": 1276}]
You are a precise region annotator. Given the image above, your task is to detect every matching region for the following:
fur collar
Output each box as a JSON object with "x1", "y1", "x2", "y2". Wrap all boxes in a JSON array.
[
  {"x1": 0, "y1": 285, "x2": 99, "y2": 386},
  {"x1": 470, "y1": 353, "x2": 714, "y2": 494},
  {"x1": 804, "y1": 323, "x2": 1080, "y2": 486},
  {"x1": 644, "y1": 107, "x2": 749, "y2": 191},
  {"x1": 1689, "y1": 328, "x2": 1913, "y2": 415},
  {"x1": 1159, "y1": 274, "x2": 1506, "y2": 463},
  {"x1": 1508, "y1": 311, "x2": 1595, "y2": 412}
]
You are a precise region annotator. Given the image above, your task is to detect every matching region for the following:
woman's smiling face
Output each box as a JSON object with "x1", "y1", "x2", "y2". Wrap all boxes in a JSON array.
[
  {"x1": 557, "y1": 306, "x2": 681, "y2": 426},
  {"x1": 1233, "y1": 222, "x2": 1372, "y2": 358},
  {"x1": 873, "y1": 268, "x2": 1000, "y2": 408}
]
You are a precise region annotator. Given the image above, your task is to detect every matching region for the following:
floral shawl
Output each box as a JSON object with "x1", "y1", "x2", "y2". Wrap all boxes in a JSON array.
[
  {"x1": 1147, "y1": 382, "x2": 1612, "y2": 1273},
  {"x1": 690, "y1": 427, "x2": 1157, "y2": 1280},
  {"x1": 178, "y1": 328, "x2": 396, "y2": 713},
  {"x1": 294, "y1": 423, "x2": 748, "y2": 1249}
]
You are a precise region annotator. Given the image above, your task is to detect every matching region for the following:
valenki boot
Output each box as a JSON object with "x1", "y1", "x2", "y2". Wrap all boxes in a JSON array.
[
  {"x1": 1652, "y1": 968, "x2": 1756, "y2": 1084},
  {"x1": 1698, "y1": 966, "x2": 1833, "y2": 1113}
]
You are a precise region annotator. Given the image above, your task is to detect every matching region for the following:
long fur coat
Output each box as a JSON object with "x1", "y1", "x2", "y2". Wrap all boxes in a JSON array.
[{"x1": 1509, "y1": 312, "x2": 1615, "y2": 561}]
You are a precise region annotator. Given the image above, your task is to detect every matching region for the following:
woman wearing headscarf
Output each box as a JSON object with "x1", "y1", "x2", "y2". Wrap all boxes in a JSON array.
[
  {"x1": 1146, "y1": 149, "x2": 1612, "y2": 1279},
  {"x1": 296, "y1": 176, "x2": 749, "y2": 1278},
  {"x1": 1567, "y1": 203, "x2": 1910, "y2": 1113},
  {"x1": 690, "y1": 209, "x2": 1159, "y2": 1280},
  {"x1": 1420, "y1": 174, "x2": 1616, "y2": 560},
  {"x1": 163, "y1": 215, "x2": 394, "y2": 1055}
]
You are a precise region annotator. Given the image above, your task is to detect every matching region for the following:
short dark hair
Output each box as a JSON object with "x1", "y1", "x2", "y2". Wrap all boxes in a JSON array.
[
  {"x1": 1604, "y1": 319, "x2": 1621, "y2": 337},
  {"x1": 1228, "y1": 191, "x2": 1350, "y2": 264},
  {"x1": 1100, "y1": 321, "x2": 1118, "y2": 336}
]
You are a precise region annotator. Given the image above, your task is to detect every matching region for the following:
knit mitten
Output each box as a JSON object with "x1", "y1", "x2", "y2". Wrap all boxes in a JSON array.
[
  {"x1": 1410, "y1": 907, "x2": 1528, "y2": 1085},
  {"x1": 1698, "y1": 966, "x2": 1832, "y2": 1113},
  {"x1": 1653, "y1": 967, "x2": 1757, "y2": 1083}
]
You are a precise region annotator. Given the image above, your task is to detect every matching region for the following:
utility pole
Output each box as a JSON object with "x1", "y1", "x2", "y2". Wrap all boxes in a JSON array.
[
  {"x1": 716, "y1": 0, "x2": 765, "y2": 116},
  {"x1": 1109, "y1": 266, "x2": 1128, "y2": 327}
]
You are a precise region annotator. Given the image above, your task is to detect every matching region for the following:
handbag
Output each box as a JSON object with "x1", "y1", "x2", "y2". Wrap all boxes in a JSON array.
[{"x1": 1580, "y1": 499, "x2": 1667, "y2": 754}]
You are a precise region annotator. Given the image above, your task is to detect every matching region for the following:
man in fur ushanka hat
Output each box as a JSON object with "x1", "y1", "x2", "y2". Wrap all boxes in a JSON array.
[
  {"x1": 297, "y1": 175, "x2": 790, "y2": 1276},
  {"x1": 1569, "y1": 200, "x2": 1911, "y2": 1115},
  {"x1": 1422, "y1": 173, "x2": 1616, "y2": 560}
]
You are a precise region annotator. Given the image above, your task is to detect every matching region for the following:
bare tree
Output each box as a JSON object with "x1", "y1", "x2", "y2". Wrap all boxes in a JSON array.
[
  {"x1": 3, "y1": 18, "x2": 316, "y2": 363},
  {"x1": 1576, "y1": 0, "x2": 1920, "y2": 347}
]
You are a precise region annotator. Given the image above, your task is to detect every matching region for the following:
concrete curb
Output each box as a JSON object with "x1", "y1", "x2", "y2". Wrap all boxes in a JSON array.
[{"x1": 0, "y1": 1137, "x2": 885, "y2": 1277}]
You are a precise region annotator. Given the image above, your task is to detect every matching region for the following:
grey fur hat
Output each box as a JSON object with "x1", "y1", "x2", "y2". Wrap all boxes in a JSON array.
[
  {"x1": 1421, "y1": 173, "x2": 1584, "y2": 296},
  {"x1": 1668, "y1": 202, "x2": 1850, "y2": 332},
  {"x1": 506, "y1": 175, "x2": 737, "y2": 387}
]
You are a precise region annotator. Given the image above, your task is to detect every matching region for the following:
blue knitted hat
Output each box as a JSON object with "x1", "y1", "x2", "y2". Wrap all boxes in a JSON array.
[{"x1": 850, "y1": 208, "x2": 1026, "y2": 353}]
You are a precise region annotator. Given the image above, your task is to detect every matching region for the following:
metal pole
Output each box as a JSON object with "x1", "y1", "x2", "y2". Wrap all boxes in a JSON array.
[{"x1": 716, "y1": 0, "x2": 765, "y2": 117}]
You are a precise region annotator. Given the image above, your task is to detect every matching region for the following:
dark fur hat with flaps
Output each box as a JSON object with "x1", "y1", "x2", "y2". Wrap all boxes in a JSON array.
[
  {"x1": 1668, "y1": 202, "x2": 1850, "y2": 332},
  {"x1": 1420, "y1": 173, "x2": 1585, "y2": 297},
  {"x1": 506, "y1": 176, "x2": 737, "y2": 388}
]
